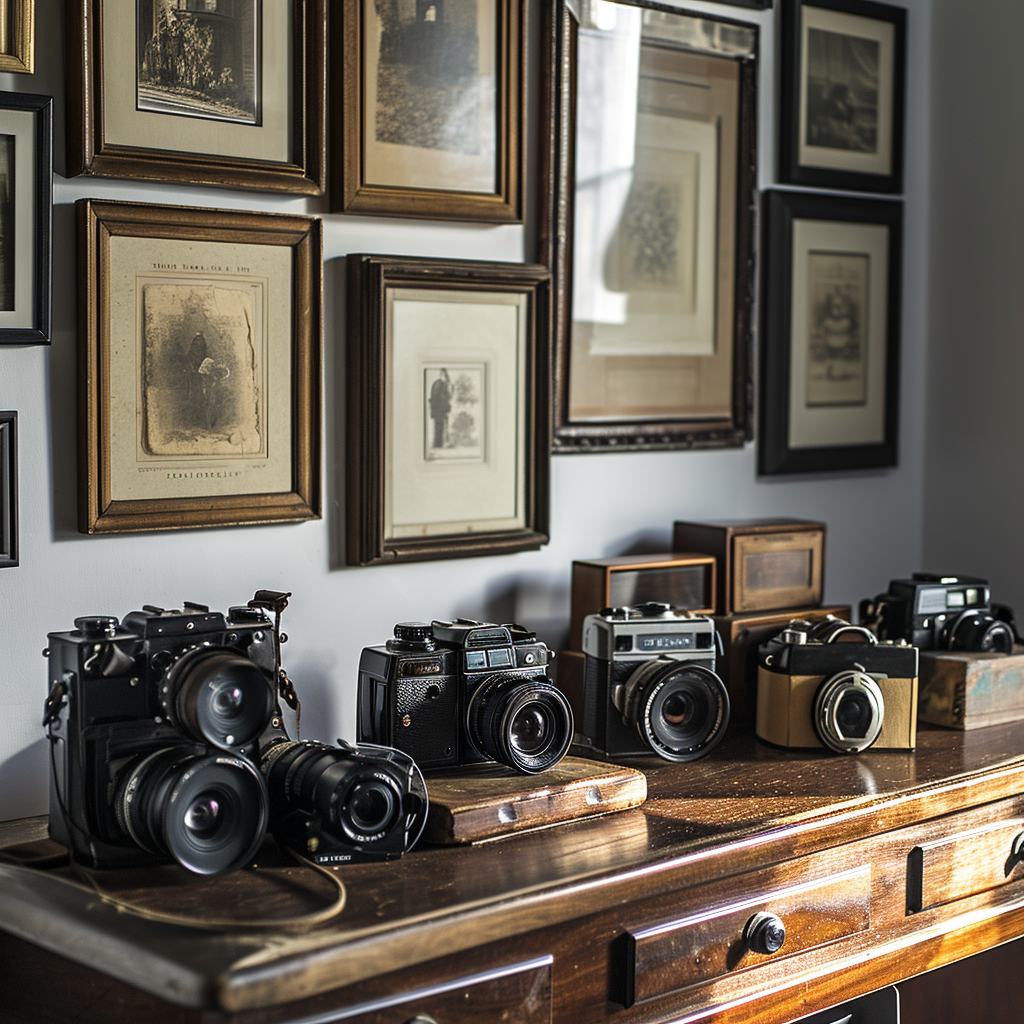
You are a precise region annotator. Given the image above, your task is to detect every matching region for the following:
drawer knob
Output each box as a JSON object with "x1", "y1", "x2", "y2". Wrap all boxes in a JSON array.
[
  {"x1": 403, "y1": 1017, "x2": 438, "y2": 1024},
  {"x1": 745, "y1": 912, "x2": 786, "y2": 955}
]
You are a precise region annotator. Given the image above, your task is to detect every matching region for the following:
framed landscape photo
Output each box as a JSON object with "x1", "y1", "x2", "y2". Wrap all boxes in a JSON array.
[
  {"x1": 332, "y1": 0, "x2": 523, "y2": 221},
  {"x1": 0, "y1": 411, "x2": 16, "y2": 568},
  {"x1": 539, "y1": 0, "x2": 758, "y2": 453},
  {"x1": 346, "y1": 255, "x2": 550, "y2": 565},
  {"x1": 780, "y1": 0, "x2": 906, "y2": 193},
  {"x1": 0, "y1": 0, "x2": 33, "y2": 73},
  {"x1": 78, "y1": 200, "x2": 322, "y2": 533},
  {"x1": 759, "y1": 190, "x2": 902, "y2": 475},
  {"x1": 65, "y1": 0, "x2": 326, "y2": 194},
  {"x1": 0, "y1": 92, "x2": 51, "y2": 345}
]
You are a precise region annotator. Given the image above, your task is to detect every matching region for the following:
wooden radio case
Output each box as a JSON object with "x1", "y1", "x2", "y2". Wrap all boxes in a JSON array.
[
  {"x1": 569, "y1": 553, "x2": 716, "y2": 651},
  {"x1": 672, "y1": 518, "x2": 825, "y2": 616}
]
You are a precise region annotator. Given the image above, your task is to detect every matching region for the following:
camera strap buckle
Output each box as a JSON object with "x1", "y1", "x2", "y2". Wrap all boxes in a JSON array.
[
  {"x1": 42, "y1": 675, "x2": 71, "y2": 728},
  {"x1": 248, "y1": 589, "x2": 302, "y2": 733}
]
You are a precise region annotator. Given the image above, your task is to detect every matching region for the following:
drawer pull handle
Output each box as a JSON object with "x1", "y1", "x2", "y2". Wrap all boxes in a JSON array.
[
  {"x1": 404, "y1": 1017, "x2": 438, "y2": 1024},
  {"x1": 745, "y1": 912, "x2": 786, "y2": 955},
  {"x1": 1010, "y1": 832, "x2": 1024, "y2": 871}
]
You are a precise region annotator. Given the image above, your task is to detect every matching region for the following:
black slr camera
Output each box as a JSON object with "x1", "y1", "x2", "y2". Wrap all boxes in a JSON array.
[
  {"x1": 358, "y1": 619, "x2": 573, "y2": 775},
  {"x1": 860, "y1": 574, "x2": 1017, "y2": 653},
  {"x1": 44, "y1": 602, "x2": 278, "y2": 874},
  {"x1": 579, "y1": 603, "x2": 730, "y2": 762}
]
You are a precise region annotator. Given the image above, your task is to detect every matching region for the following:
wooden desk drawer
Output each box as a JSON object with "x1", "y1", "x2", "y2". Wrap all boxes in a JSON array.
[
  {"x1": 908, "y1": 817, "x2": 1024, "y2": 912},
  {"x1": 318, "y1": 957, "x2": 552, "y2": 1024},
  {"x1": 625, "y1": 866, "x2": 871, "y2": 1006}
]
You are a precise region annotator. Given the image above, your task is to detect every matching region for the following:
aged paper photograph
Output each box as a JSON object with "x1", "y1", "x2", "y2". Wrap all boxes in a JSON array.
[{"x1": 423, "y1": 363, "x2": 485, "y2": 463}]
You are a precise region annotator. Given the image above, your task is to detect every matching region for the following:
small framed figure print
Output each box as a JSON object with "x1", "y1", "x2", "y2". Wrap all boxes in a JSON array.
[
  {"x1": 332, "y1": 0, "x2": 523, "y2": 221},
  {"x1": 346, "y1": 255, "x2": 550, "y2": 565},
  {"x1": 77, "y1": 200, "x2": 322, "y2": 533},
  {"x1": 781, "y1": 0, "x2": 906, "y2": 193},
  {"x1": 0, "y1": 411, "x2": 16, "y2": 567},
  {"x1": 759, "y1": 190, "x2": 902, "y2": 475},
  {"x1": 0, "y1": 92, "x2": 51, "y2": 345},
  {"x1": 0, "y1": 0, "x2": 34, "y2": 73},
  {"x1": 65, "y1": 0, "x2": 326, "y2": 194}
]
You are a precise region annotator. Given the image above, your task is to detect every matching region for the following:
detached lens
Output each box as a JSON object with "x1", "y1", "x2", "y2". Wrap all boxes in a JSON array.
[
  {"x1": 466, "y1": 675, "x2": 573, "y2": 774},
  {"x1": 117, "y1": 748, "x2": 268, "y2": 875},
  {"x1": 166, "y1": 648, "x2": 275, "y2": 749},
  {"x1": 814, "y1": 671, "x2": 885, "y2": 753}
]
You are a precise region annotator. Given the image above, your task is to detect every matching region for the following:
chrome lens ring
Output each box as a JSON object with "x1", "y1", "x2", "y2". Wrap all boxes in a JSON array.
[{"x1": 814, "y1": 671, "x2": 885, "y2": 754}]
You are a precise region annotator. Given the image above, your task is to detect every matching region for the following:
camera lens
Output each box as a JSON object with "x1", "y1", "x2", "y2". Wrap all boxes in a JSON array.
[
  {"x1": 262, "y1": 741, "x2": 417, "y2": 846},
  {"x1": 623, "y1": 661, "x2": 729, "y2": 762},
  {"x1": 814, "y1": 671, "x2": 885, "y2": 753},
  {"x1": 947, "y1": 613, "x2": 1014, "y2": 654},
  {"x1": 116, "y1": 748, "x2": 268, "y2": 875},
  {"x1": 466, "y1": 675, "x2": 573, "y2": 774},
  {"x1": 166, "y1": 648, "x2": 275, "y2": 749}
]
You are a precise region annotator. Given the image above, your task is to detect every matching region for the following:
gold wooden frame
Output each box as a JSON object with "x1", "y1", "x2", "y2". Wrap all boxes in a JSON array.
[
  {"x1": 0, "y1": 0, "x2": 34, "y2": 74},
  {"x1": 78, "y1": 200, "x2": 322, "y2": 534}
]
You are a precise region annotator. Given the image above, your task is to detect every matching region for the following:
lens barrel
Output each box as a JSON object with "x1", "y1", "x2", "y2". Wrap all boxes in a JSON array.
[
  {"x1": 946, "y1": 613, "x2": 1014, "y2": 654},
  {"x1": 116, "y1": 748, "x2": 268, "y2": 875},
  {"x1": 165, "y1": 647, "x2": 275, "y2": 749},
  {"x1": 466, "y1": 674, "x2": 573, "y2": 774},
  {"x1": 814, "y1": 671, "x2": 885, "y2": 753},
  {"x1": 622, "y1": 660, "x2": 730, "y2": 762}
]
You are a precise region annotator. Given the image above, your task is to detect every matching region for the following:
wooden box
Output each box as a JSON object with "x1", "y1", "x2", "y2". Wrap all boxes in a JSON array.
[
  {"x1": 569, "y1": 553, "x2": 716, "y2": 651},
  {"x1": 918, "y1": 648, "x2": 1024, "y2": 729},
  {"x1": 672, "y1": 518, "x2": 825, "y2": 615},
  {"x1": 715, "y1": 605, "x2": 851, "y2": 725}
]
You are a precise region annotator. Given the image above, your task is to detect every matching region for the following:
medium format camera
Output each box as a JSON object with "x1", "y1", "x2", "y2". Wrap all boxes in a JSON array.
[
  {"x1": 357, "y1": 619, "x2": 573, "y2": 775},
  {"x1": 860, "y1": 574, "x2": 1016, "y2": 653},
  {"x1": 44, "y1": 602, "x2": 278, "y2": 874},
  {"x1": 579, "y1": 603, "x2": 730, "y2": 762},
  {"x1": 756, "y1": 617, "x2": 919, "y2": 753},
  {"x1": 260, "y1": 736, "x2": 428, "y2": 865}
]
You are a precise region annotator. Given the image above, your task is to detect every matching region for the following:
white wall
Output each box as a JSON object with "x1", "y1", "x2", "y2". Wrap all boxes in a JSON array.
[
  {"x1": 0, "y1": 0, "x2": 931, "y2": 820},
  {"x1": 922, "y1": 0, "x2": 1024, "y2": 611}
]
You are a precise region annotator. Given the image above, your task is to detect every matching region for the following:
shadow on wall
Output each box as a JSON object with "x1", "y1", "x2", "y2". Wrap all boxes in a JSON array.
[{"x1": 0, "y1": 739, "x2": 49, "y2": 821}]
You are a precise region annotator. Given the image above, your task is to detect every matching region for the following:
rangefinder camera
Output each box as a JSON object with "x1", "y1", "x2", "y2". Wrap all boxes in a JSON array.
[
  {"x1": 860, "y1": 574, "x2": 1017, "y2": 653},
  {"x1": 357, "y1": 618, "x2": 573, "y2": 775},
  {"x1": 44, "y1": 601, "x2": 278, "y2": 874},
  {"x1": 579, "y1": 603, "x2": 730, "y2": 762},
  {"x1": 757, "y1": 617, "x2": 919, "y2": 754}
]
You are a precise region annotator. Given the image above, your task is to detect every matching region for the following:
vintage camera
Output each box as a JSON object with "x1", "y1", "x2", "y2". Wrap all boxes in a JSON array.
[
  {"x1": 860, "y1": 574, "x2": 1017, "y2": 653},
  {"x1": 756, "y1": 617, "x2": 919, "y2": 753},
  {"x1": 579, "y1": 603, "x2": 730, "y2": 762},
  {"x1": 260, "y1": 735, "x2": 428, "y2": 865},
  {"x1": 358, "y1": 619, "x2": 573, "y2": 775},
  {"x1": 43, "y1": 602, "x2": 279, "y2": 874}
]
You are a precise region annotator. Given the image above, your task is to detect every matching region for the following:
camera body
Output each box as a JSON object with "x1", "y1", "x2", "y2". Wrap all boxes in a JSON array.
[
  {"x1": 757, "y1": 617, "x2": 919, "y2": 753},
  {"x1": 358, "y1": 619, "x2": 573, "y2": 774},
  {"x1": 579, "y1": 603, "x2": 730, "y2": 762},
  {"x1": 860, "y1": 574, "x2": 1016, "y2": 653},
  {"x1": 45, "y1": 603, "x2": 276, "y2": 872}
]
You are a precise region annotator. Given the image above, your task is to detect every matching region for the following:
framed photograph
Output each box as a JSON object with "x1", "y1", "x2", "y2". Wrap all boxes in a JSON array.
[
  {"x1": 539, "y1": 0, "x2": 758, "y2": 453},
  {"x1": 759, "y1": 190, "x2": 902, "y2": 475},
  {"x1": 78, "y1": 200, "x2": 322, "y2": 533},
  {"x1": 0, "y1": 0, "x2": 33, "y2": 73},
  {"x1": 0, "y1": 411, "x2": 16, "y2": 568},
  {"x1": 346, "y1": 254, "x2": 550, "y2": 565},
  {"x1": 332, "y1": 0, "x2": 523, "y2": 222},
  {"x1": 780, "y1": 0, "x2": 906, "y2": 193},
  {"x1": 0, "y1": 92, "x2": 51, "y2": 345},
  {"x1": 65, "y1": 0, "x2": 326, "y2": 194}
]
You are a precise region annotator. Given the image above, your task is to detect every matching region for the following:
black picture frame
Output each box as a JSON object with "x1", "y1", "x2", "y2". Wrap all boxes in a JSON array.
[
  {"x1": 0, "y1": 411, "x2": 17, "y2": 567},
  {"x1": 780, "y1": 0, "x2": 906, "y2": 194},
  {"x1": 0, "y1": 91, "x2": 51, "y2": 345},
  {"x1": 759, "y1": 190, "x2": 902, "y2": 475}
]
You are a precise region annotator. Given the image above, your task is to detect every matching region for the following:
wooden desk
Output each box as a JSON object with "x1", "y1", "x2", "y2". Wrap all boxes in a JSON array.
[{"x1": 3, "y1": 723, "x2": 1024, "y2": 1024}]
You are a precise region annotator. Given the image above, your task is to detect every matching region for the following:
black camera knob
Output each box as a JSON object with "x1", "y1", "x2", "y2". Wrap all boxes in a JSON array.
[
  {"x1": 395, "y1": 622, "x2": 432, "y2": 642},
  {"x1": 745, "y1": 912, "x2": 786, "y2": 955},
  {"x1": 74, "y1": 616, "x2": 119, "y2": 638}
]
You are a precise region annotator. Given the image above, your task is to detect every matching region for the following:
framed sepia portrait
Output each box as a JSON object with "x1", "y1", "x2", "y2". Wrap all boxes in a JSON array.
[
  {"x1": 0, "y1": 411, "x2": 16, "y2": 568},
  {"x1": 759, "y1": 190, "x2": 902, "y2": 475},
  {"x1": 0, "y1": 92, "x2": 51, "y2": 345},
  {"x1": 66, "y1": 0, "x2": 326, "y2": 194},
  {"x1": 780, "y1": 0, "x2": 906, "y2": 193},
  {"x1": 0, "y1": 0, "x2": 33, "y2": 73},
  {"x1": 346, "y1": 254, "x2": 550, "y2": 565},
  {"x1": 332, "y1": 0, "x2": 523, "y2": 221},
  {"x1": 539, "y1": 0, "x2": 758, "y2": 453},
  {"x1": 78, "y1": 200, "x2": 322, "y2": 533}
]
